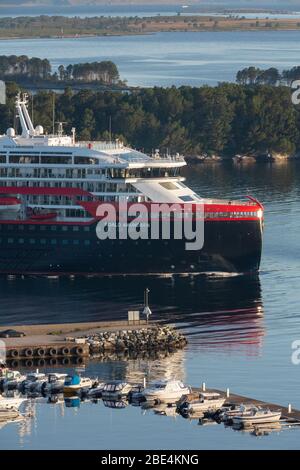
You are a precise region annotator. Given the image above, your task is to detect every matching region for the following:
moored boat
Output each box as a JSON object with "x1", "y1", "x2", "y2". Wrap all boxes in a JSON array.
[
  {"x1": 232, "y1": 407, "x2": 282, "y2": 427},
  {"x1": 101, "y1": 381, "x2": 134, "y2": 400},
  {"x1": 177, "y1": 392, "x2": 225, "y2": 415},
  {"x1": 40, "y1": 373, "x2": 68, "y2": 394},
  {"x1": 143, "y1": 380, "x2": 191, "y2": 404},
  {"x1": 1, "y1": 370, "x2": 26, "y2": 391},
  {"x1": 63, "y1": 375, "x2": 93, "y2": 394},
  {"x1": 20, "y1": 371, "x2": 47, "y2": 393},
  {"x1": 219, "y1": 403, "x2": 260, "y2": 423}
]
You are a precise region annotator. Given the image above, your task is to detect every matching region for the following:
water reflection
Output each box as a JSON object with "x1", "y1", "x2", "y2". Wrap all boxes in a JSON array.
[{"x1": 0, "y1": 273, "x2": 264, "y2": 356}]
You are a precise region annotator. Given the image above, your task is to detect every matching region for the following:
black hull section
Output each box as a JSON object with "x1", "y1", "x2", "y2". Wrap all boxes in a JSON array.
[{"x1": 0, "y1": 220, "x2": 263, "y2": 275}]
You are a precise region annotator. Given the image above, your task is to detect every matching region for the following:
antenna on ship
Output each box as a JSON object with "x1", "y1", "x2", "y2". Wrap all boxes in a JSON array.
[
  {"x1": 56, "y1": 122, "x2": 67, "y2": 137},
  {"x1": 52, "y1": 93, "x2": 56, "y2": 135},
  {"x1": 31, "y1": 93, "x2": 34, "y2": 125}
]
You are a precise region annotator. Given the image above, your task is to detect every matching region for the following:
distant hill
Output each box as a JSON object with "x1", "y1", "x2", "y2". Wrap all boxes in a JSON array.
[{"x1": 0, "y1": 0, "x2": 197, "y2": 6}]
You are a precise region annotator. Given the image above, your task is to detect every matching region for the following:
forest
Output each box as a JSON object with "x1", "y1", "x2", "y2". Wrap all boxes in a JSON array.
[
  {"x1": 236, "y1": 66, "x2": 300, "y2": 86},
  {"x1": 0, "y1": 81, "x2": 299, "y2": 158},
  {"x1": 0, "y1": 55, "x2": 120, "y2": 85}
]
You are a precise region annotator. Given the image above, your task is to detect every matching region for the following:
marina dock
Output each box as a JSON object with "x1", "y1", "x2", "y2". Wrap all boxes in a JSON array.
[{"x1": 193, "y1": 386, "x2": 300, "y2": 424}]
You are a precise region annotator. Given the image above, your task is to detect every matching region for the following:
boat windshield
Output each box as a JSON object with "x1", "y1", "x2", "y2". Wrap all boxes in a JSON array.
[{"x1": 153, "y1": 384, "x2": 167, "y2": 390}]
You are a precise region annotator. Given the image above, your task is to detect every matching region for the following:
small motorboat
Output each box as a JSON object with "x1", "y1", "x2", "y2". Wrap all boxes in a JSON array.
[
  {"x1": 232, "y1": 407, "x2": 282, "y2": 427},
  {"x1": 63, "y1": 375, "x2": 93, "y2": 394},
  {"x1": 86, "y1": 382, "x2": 106, "y2": 399},
  {"x1": 40, "y1": 373, "x2": 68, "y2": 394},
  {"x1": 101, "y1": 381, "x2": 133, "y2": 400},
  {"x1": 143, "y1": 380, "x2": 191, "y2": 404},
  {"x1": 21, "y1": 372, "x2": 47, "y2": 393},
  {"x1": 128, "y1": 384, "x2": 145, "y2": 403},
  {"x1": 1, "y1": 370, "x2": 26, "y2": 391},
  {"x1": 219, "y1": 403, "x2": 260, "y2": 423},
  {"x1": 178, "y1": 392, "x2": 225, "y2": 415}
]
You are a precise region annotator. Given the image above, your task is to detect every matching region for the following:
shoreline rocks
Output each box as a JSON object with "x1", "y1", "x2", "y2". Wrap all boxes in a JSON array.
[{"x1": 85, "y1": 325, "x2": 187, "y2": 356}]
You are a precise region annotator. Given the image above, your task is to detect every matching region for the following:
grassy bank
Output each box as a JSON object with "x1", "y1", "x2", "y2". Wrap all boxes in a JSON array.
[{"x1": 0, "y1": 15, "x2": 300, "y2": 39}]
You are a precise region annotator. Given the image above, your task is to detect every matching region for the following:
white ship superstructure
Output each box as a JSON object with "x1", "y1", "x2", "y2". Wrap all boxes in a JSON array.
[{"x1": 0, "y1": 94, "x2": 201, "y2": 220}]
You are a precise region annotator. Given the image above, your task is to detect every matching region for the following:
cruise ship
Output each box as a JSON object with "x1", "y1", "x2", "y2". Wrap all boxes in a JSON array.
[{"x1": 0, "y1": 94, "x2": 263, "y2": 275}]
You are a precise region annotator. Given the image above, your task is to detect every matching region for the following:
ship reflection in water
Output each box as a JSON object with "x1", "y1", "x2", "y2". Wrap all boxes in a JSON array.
[{"x1": 0, "y1": 272, "x2": 264, "y2": 356}]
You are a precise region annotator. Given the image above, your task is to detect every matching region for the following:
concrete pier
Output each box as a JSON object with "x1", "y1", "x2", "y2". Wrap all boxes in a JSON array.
[{"x1": 0, "y1": 320, "x2": 187, "y2": 364}]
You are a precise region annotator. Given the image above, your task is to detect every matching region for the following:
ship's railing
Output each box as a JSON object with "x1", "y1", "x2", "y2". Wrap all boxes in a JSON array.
[{"x1": 77, "y1": 141, "x2": 124, "y2": 151}]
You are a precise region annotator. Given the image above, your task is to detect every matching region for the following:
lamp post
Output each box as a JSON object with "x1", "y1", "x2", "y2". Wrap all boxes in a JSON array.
[{"x1": 143, "y1": 288, "x2": 152, "y2": 324}]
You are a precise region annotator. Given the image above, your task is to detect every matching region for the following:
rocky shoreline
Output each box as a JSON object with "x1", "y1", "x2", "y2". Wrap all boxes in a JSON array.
[{"x1": 85, "y1": 325, "x2": 188, "y2": 355}]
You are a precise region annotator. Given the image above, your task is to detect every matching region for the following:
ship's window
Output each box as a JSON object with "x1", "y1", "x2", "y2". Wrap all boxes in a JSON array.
[
  {"x1": 51, "y1": 226, "x2": 57, "y2": 231},
  {"x1": 7, "y1": 238, "x2": 14, "y2": 243},
  {"x1": 62, "y1": 226, "x2": 68, "y2": 232},
  {"x1": 62, "y1": 240, "x2": 69, "y2": 245},
  {"x1": 179, "y1": 196, "x2": 194, "y2": 202},
  {"x1": 40, "y1": 156, "x2": 72, "y2": 164},
  {"x1": 29, "y1": 225, "x2": 36, "y2": 231},
  {"x1": 9, "y1": 155, "x2": 39, "y2": 164},
  {"x1": 84, "y1": 240, "x2": 90, "y2": 246},
  {"x1": 73, "y1": 240, "x2": 79, "y2": 245},
  {"x1": 7, "y1": 225, "x2": 13, "y2": 231},
  {"x1": 18, "y1": 225, "x2": 24, "y2": 231},
  {"x1": 18, "y1": 238, "x2": 24, "y2": 244},
  {"x1": 51, "y1": 239, "x2": 57, "y2": 245},
  {"x1": 159, "y1": 182, "x2": 178, "y2": 190},
  {"x1": 40, "y1": 239, "x2": 46, "y2": 245},
  {"x1": 73, "y1": 226, "x2": 79, "y2": 232},
  {"x1": 40, "y1": 226, "x2": 46, "y2": 231},
  {"x1": 83, "y1": 226, "x2": 90, "y2": 232}
]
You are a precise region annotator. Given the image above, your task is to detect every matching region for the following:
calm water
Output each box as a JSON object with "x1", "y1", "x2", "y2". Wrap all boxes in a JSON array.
[
  {"x1": 1, "y1": 30, "x2": 300, "y2": 86},
  {"x1": 0, "y1": 161, "x2": 300, "y2": 449},
  {"x1": 1, "y1": 2, "x2": 300, "y2": 18}
]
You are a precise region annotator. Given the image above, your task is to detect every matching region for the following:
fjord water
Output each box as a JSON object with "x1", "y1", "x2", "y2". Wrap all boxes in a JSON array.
[
  {"x1": 1, "y1": 30, "x2": 300, "y2": 86},
  {"x1": 0, "y1": 161, "x2": 300, "y2": 449}
]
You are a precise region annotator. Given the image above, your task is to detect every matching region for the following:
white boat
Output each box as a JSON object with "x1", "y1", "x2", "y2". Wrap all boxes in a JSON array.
[
  {"x1": 178, "y1": 392, "x2": 226, "y2": 415},
  {"x1": 63, "y1": 375, "x2": 93, "y2": 393},
  {"x1": 143, "y1": 380, "x2": 191, "y2": 404},
  {"x1": 87, "y1": 383, "x2": 106, "y2": 399},
  {"x1": 101, "y1": 381, "x2": 134, "y2": 399},
  {"x1": 219, "y1": 403, "x2": 260, "y2": 422},
  {"x1": 0, "y1": 394, "x2": 27, "y2": 410},
  {"x1": 232, "y1": 407, "x2": 282, "y2": 427},
  {"x1": 1, "y1": 370, "x2": 26, "y2": 390}
]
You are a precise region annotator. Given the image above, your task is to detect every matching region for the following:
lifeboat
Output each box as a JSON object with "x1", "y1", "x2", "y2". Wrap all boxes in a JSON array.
[
  {"x1": 0, "y1": 197, "x2": 21, "y2": 212},
  {"x1": 29, "y1": 212, "x2": 57, "y2": 221}
]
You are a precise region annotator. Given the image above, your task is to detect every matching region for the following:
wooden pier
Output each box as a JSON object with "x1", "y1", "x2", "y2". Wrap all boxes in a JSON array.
[{"x1": 193, "y1": 386, "x2": 300, "y2": 424}]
